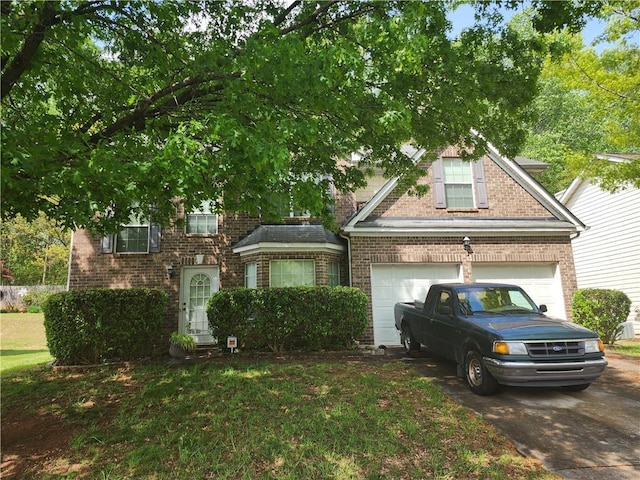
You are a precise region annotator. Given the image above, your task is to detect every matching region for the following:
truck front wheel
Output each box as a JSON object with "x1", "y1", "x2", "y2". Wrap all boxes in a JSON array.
[
  {"x1": 401, "y1": 324, "x2": 420, "y2": 354},
  {"x1": 465, "y1": 350, "x2": 499, "y2": 395}
]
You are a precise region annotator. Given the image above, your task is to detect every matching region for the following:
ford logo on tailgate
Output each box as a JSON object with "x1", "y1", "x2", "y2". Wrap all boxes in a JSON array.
[{"x1": 552, "y1": 345, "x2": 564, "y2": 352}]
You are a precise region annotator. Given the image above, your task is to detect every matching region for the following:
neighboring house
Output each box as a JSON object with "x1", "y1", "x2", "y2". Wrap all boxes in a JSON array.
[
  {"x1": 557, "y1": 153, "x2": 640, "y2": 336},
  {"x1": 68, "y1": 141, "x2": 585, "y2": 348}
]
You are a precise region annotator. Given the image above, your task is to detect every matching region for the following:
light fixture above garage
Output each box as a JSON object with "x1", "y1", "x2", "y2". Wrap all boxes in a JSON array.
[{"x1": 462, "y1": 236, "x2": 473, "y2": 255}]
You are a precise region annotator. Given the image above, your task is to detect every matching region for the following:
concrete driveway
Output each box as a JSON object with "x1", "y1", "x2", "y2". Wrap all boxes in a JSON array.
[{"x1": 389, "y1": 348, "x2": 640, "y2": 479}]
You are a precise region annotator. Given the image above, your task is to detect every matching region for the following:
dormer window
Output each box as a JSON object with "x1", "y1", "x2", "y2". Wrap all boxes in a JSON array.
[
  {"x1": 443, "y1": 158, "x2": 474, "y2": 208},
  {"x1": 432, "y1": 157, "x2": 488, "y2": 209}
]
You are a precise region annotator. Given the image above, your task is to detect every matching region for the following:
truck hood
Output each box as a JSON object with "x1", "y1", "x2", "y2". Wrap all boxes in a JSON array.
[{"x1": 476, "y1": 315, "x2": 599, "y2": 340}]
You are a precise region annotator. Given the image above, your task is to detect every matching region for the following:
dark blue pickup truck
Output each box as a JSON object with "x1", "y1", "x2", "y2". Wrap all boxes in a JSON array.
[{"x1": 394, "y1": 283, "x2": 607, "y2": 395}]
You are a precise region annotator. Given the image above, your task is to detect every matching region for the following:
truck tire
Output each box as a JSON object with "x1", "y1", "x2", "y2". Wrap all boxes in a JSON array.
[
  {"x1": 401, "y1": 324, "x2": 420, "y2": 354},
  {"x1": 465, "y1": 350, "x2": 499, "y2": 395}
]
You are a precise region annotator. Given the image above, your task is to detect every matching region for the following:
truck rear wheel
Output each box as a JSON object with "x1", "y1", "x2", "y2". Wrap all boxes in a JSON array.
[
  {"x1": 465, "y1": 350, "x2": 499, "y2": 395},
  {"x1": 401, "y1": 324, "x2": 420, "y2": 354}
]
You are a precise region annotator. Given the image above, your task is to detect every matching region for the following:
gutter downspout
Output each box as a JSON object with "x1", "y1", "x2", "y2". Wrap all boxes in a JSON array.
[
  {"x1": 339, "y1": 231, "x2": 352, "y2": 287},
  {"x1": 66, "y1": 231, "x2": 74, "y2": 292}
]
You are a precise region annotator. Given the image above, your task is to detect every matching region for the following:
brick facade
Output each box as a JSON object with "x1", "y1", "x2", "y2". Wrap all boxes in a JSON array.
[
  {"x1": 68, "y1": 147, "x2": 582, "y2": 348},
  {"x1": 348, "y1": 235, "x2": 578, "y2": 344}
]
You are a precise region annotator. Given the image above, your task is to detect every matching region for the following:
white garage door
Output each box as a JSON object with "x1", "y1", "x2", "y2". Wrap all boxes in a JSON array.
[
  {"x1": 371, "y1": 264, "x2": 461, "y2": 346},
  {"x1": 472, "y1": 263, "x2": 566, "y2": 319}
]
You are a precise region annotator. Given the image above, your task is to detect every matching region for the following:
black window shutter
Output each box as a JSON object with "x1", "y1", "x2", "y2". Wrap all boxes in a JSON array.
[
  {"x1": 149, "y1": 223, "x2": 162, "y2": 253},
  {"x1": 472, "y1": 160, "x2": 489, "y2": 208},
  {"x1": 100, "y1": 235, "x2": 114, "y2": 253},
  {"x1": 432, "y1": 159, "x2": 446, "y2": 208}
]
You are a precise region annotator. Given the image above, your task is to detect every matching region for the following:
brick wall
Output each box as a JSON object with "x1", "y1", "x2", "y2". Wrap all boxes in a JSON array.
[
  {"x1": 372, "y1": 156, "x2": 551, "y2": 218},
  {"x1": 69, "y1": 207, "x2": 350, "y2": 347},
  {"x1": 349, "y1": 235, "x2": 578, "y2": 344},
  {"x1": 68, "y1": 210, "x2": 262, "y2": 347}
]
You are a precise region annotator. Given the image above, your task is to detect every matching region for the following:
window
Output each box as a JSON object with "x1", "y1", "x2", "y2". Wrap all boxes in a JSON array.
[
  {"x1": 329, "y1": 262, "x2": 340, "y2": 286},
  {"x1": 101, "y1": 207, "x2": 161, "y2": 254},
  {"x1": 436, "y1": 291, "x2": 452, "y2": 316},
  {"x1": 270, "y1": 260, "x2": 315, "y2": 287},
  {"x1": 186, "y1": 201, "x2": 218, "y2": 234},
  {"x1": 432, "y1": 158, "x2": 488, "y2": 209},
  {"x1": 269, "y1": 190, "x2": 309, "y2": 218},
  {"x1": 245, "y1": 262, "x2": 257, "y2": 289},
  {"x1": 115, "y1": 213, "x2": 149, "y2": 253},
  {"x1": 443, "y1": 158, "x2": 474, "y2": 208}
]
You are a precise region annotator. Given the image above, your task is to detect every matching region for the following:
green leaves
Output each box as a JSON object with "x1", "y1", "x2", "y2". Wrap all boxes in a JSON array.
[{"x1": 2, "y1": 0, "x2": 601, "y2": 230}]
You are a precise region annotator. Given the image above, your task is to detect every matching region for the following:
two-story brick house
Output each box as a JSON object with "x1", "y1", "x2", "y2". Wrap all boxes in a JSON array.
[{"x1": 68, "y1": 140, "x2": 584, "y2": 348}]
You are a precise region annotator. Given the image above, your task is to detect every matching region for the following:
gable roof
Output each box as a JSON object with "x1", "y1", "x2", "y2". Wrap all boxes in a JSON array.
[
  {"x1": 342, "y1": 140, "x2": 585, "y2": 237},
  {"x1": 232, "y1": 224, "x2": 345, "y2": 256}
]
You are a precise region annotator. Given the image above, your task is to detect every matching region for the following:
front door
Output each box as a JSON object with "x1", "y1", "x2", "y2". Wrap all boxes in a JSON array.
[{"x1": 179, "y1": 266, "x2": 219, "y2": 345}]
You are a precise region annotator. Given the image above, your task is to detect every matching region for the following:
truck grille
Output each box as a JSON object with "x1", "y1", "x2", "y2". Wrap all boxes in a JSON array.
[{"x1": 526, "y1": 340, "x2": 584, "y2": 358}]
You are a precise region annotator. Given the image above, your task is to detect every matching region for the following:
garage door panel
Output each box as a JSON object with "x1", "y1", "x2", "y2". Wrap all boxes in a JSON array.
[
  {"x1": 472, "y1": 263, "x2": 565, "y2": 320},
  {"x1": 371, "y1": 264, "x2": 461, "y2": 346}
]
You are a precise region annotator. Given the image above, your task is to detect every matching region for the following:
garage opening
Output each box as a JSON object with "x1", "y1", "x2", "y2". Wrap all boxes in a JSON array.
[{"x1": 370, "y1": 264, "x2": 461, "y2": 346}]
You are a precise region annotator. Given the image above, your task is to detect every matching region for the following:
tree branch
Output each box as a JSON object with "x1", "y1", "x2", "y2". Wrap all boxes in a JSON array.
[
  {"x1": 279, "y1": 1, "x2": 340, "y2": 35},
  {"x1": 1, "y1": 1, "x2": 59, "y2": 98},
  {"x1": 571, "y1": 58, "x2": 629, "y2": 100},
  {"x1": 88, "y1": 73, "x2": 236, "y2": 143},
  {"x1": 273, "y1": 0, "x2": 302, "y2": 27}
]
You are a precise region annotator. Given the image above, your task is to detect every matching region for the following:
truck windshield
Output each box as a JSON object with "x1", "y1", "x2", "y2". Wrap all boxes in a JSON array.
[{"x1": 457, "y1": 286, "x2": 538, "y2": 315}]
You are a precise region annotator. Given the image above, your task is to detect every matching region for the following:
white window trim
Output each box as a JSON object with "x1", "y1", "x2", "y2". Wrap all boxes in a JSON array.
[
  {"x1": 245, "y1": 262, "x2": 257, "y2": 289},
  {"x1": 442, "y1": 158, "x2": 475, "y2": 209},
  {"x1": 185, "y1": 201, "x2": 219, "y2": 235}
]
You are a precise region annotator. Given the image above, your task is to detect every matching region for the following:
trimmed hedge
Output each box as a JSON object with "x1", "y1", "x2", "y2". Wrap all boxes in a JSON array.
[
  {"x1": 572, "y1": 288, "x2": 631, "y2": 344},
  {"x1": 43, "y1": 288, "x2": 167, "y2": 365},
  {"x1": 207, "y1": 286, "x2": 369, "y2": 353}
]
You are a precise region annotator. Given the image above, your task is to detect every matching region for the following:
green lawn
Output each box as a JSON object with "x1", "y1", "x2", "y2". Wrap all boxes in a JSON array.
[
  {"x1": 2, "y1": 360, "x2": 556, "y2": 479},
  {"x1": 607, "y1": 339, "x2": 640, "y2": 357},
  {"x1": 0, "y1": 312, "x2": 53, "y2": 372},
  {"x1": 1, "y1": 312, "x2": 556, "y2": 479}
]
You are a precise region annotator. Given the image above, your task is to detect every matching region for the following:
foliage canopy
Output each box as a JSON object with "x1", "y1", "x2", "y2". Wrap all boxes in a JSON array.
[
  {"x1": 521, "y1": 0, "x2": 639, "y2": 193},
  {"x1": 2, "y1": 0, "x2": 600, "y2": 232}
]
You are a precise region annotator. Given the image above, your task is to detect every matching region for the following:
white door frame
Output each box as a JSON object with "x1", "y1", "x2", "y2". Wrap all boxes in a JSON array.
[{"x1": 179, "y1": 266, "x2": 219, "y2": 345}]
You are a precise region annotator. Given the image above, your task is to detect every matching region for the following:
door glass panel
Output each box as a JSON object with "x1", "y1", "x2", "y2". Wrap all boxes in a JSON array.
[{"x1": 188, "y1": 273, "x2": 211, "y2": 335}]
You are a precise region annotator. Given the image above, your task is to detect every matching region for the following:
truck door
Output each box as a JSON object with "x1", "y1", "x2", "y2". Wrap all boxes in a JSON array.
[{"x1": 429, "y1": 289, "x2": 461, "y2": 360}]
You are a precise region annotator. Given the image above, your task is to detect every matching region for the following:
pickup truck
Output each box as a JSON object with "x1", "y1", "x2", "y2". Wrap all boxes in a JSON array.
[{"x1": 394, "y1": 283, "x2": 607, "y2": 395}]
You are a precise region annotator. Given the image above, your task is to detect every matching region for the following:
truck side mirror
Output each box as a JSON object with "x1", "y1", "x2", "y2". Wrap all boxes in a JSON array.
[{"x1": 539, "y1": 304, "x2": 548, "y2": 313}]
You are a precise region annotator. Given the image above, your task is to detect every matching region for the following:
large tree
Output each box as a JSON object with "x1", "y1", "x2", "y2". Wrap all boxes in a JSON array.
[
  {"x1": 1, "y1": 0, "x2": 600, "y2": 232},
  {"x1": 0, "y1": 213, "x2": 71, "y2": 285},
  {"x1": 522, "y1": 0, "x2": 639, "y2": 193}
]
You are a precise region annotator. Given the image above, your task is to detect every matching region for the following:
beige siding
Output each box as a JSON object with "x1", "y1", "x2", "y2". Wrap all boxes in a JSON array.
[{"x1": 565, "y1": 181, "x2": 640, "y2": 324}]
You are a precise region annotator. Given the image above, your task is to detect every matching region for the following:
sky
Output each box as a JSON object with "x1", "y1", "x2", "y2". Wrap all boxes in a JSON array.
[{"x1": 447, "y1": 3, "x2": 611, "y2": 51}]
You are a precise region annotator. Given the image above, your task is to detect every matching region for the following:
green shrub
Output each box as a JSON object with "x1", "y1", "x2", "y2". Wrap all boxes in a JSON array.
[
  {"x1": 572, "y1": 288, "x2": 631, "y2": 344},
  {"x1": 207, "y1": 286, "x2": 368, "y2": 353},
  {"x1": 22, "y1": 289, "x2": 56, "y2": 309},
  {"x1": 43, "y1": 288, "x2": 167, "y2": 365}
]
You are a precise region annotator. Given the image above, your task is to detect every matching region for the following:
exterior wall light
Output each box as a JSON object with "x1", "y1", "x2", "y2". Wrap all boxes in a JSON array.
[
  {"x1": 462, "y1": 236, "x2": 473, "y2": 255},
  {"x1": 166, "y1": 264, "x2": 174, "y2": 279}
]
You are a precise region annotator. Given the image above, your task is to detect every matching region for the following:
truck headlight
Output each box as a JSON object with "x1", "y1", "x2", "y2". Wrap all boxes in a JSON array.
[
  {"x1": 585, "y1": 339, "x2": 605, "y2": 353},
  {"x1": 493, "y1": 341, "x2": 528, "y2": 355}
]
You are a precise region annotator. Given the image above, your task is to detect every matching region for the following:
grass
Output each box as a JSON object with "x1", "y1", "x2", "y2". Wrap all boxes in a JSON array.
[
  {"x1": 2, "y1": 361, "x2": 555, "y2": 479},
  {"x1": 0, "y1": 312, "x2": 555, "y2": 479},
  {"x1": 607, "y1": 339, "x2": 640, "y2": 357},
  {"x1": 0, "y1": 312, "x2": 53, "y2": 372}
]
